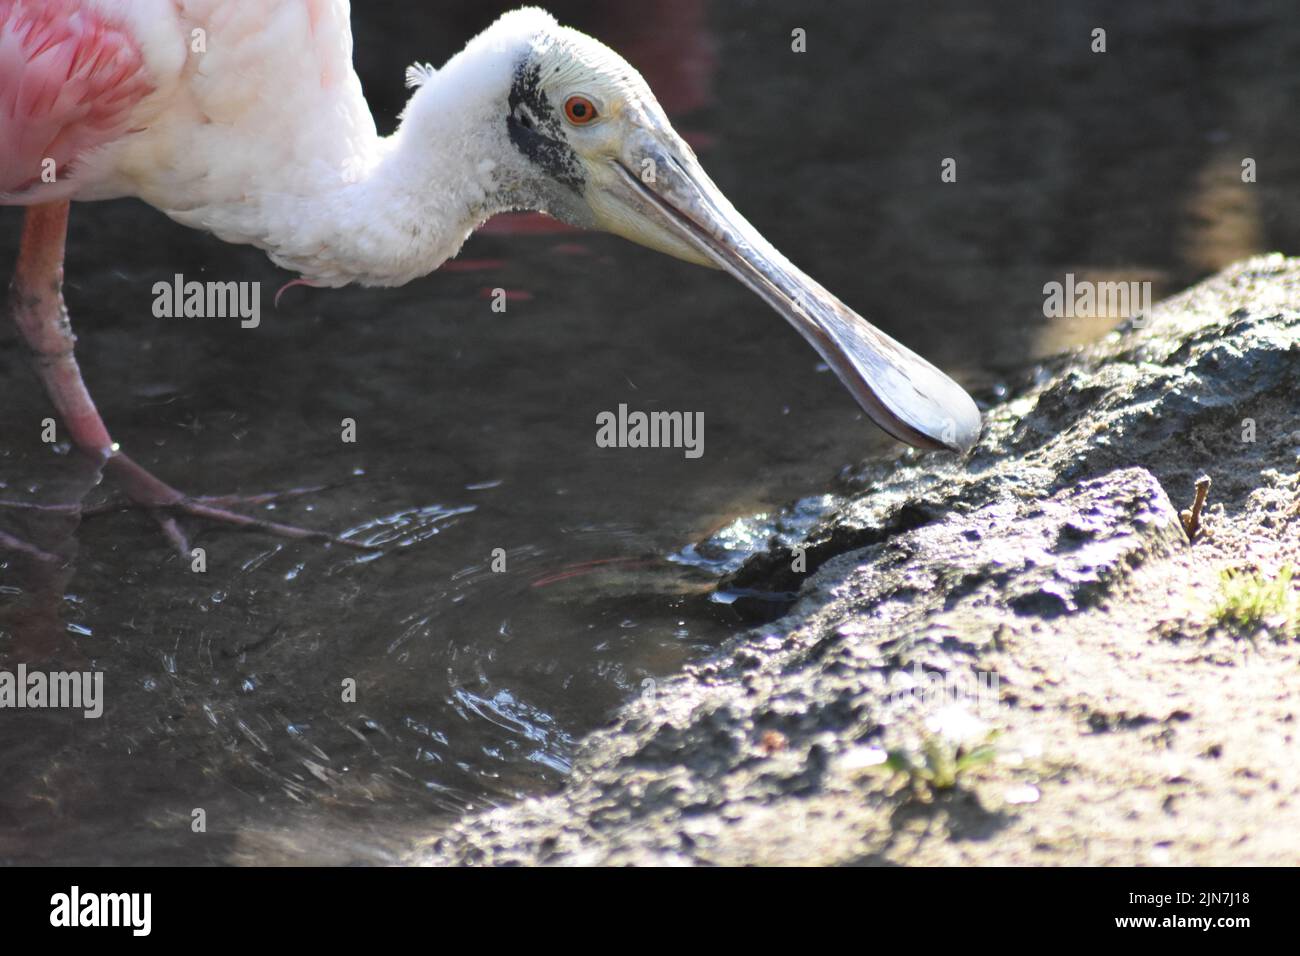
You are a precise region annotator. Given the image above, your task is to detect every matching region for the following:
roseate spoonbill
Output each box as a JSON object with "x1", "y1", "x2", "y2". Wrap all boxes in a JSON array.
[{"x1": 1, "y1": 1, "x2": 981, "y2": 555}]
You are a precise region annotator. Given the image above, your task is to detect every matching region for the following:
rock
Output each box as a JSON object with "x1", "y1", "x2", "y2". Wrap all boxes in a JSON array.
[{"x1": 414, "y1": 256, "x2": 1300, "y2": 866}]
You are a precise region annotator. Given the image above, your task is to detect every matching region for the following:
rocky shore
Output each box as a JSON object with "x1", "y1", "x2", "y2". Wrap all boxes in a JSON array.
[{"x1": 416, "y1": 256, "x2": 1300, "y2": 865}]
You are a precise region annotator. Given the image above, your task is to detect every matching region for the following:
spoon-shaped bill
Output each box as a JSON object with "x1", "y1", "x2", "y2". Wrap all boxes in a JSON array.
[{"x1": 603, "y1": 139, "x2": 982, "y2": 454}]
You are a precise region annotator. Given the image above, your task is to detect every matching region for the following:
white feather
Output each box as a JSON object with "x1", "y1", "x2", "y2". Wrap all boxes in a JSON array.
[{"x1": 16, "y1": 5, "x2": 614, "y2": 287}]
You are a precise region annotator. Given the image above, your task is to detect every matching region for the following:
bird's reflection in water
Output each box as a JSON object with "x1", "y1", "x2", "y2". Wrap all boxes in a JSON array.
[{"x1": 0, "y1": 451, "x2": 103, "y2": 664}]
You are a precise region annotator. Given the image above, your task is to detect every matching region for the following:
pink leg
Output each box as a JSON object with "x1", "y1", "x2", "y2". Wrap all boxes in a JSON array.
[
  {"x1": 6, "y1": 202, "x2": 368, "y2": 556},
  {"x1": 9, "y1": 203, "x2": 113, "y2": 456}
]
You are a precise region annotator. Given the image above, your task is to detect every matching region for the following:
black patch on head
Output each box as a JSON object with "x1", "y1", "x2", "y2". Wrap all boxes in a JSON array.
[{"x1": 507, "y1": 58, "x2": 585, "y2": 192}]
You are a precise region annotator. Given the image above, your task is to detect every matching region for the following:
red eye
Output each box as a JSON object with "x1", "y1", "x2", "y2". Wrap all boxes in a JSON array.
[{"x1": 564, "y1": 95, "x2": 598, "y2": 125}]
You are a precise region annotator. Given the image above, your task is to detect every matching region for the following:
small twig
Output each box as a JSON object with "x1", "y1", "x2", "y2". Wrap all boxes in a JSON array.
[{"x1": 1179, "y1": 475, "x2": 1212, "y2": 542}]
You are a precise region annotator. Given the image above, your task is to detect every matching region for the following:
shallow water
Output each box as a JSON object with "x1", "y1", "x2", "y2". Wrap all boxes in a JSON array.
[{"x1": 2, "y1": 0, "x2": 1298, "y2": 863}]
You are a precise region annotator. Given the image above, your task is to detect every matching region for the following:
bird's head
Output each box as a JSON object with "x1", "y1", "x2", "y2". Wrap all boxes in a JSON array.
[{"x1": 415, "y1": 8, "x2": 981, "y2": 453}]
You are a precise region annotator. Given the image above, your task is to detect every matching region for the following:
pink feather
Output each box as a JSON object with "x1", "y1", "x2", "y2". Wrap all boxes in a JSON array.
[{"x1": 0, "y1": 0, "x2": 152, "y2": 196}]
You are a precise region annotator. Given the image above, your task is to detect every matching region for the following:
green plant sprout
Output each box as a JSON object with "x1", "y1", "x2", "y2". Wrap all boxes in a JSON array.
[
  {"x1": 883, "y1": 731, "x2": 1000, "y2": 792},
  {"x1": 1212, "y1": 564, "x2": 1298, "y2": 640}
]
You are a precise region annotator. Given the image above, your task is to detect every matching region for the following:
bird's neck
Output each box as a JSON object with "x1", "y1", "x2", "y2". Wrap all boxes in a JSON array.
[{"x1": 282, "y1": 41, "x2": 540, "y2": 288}]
